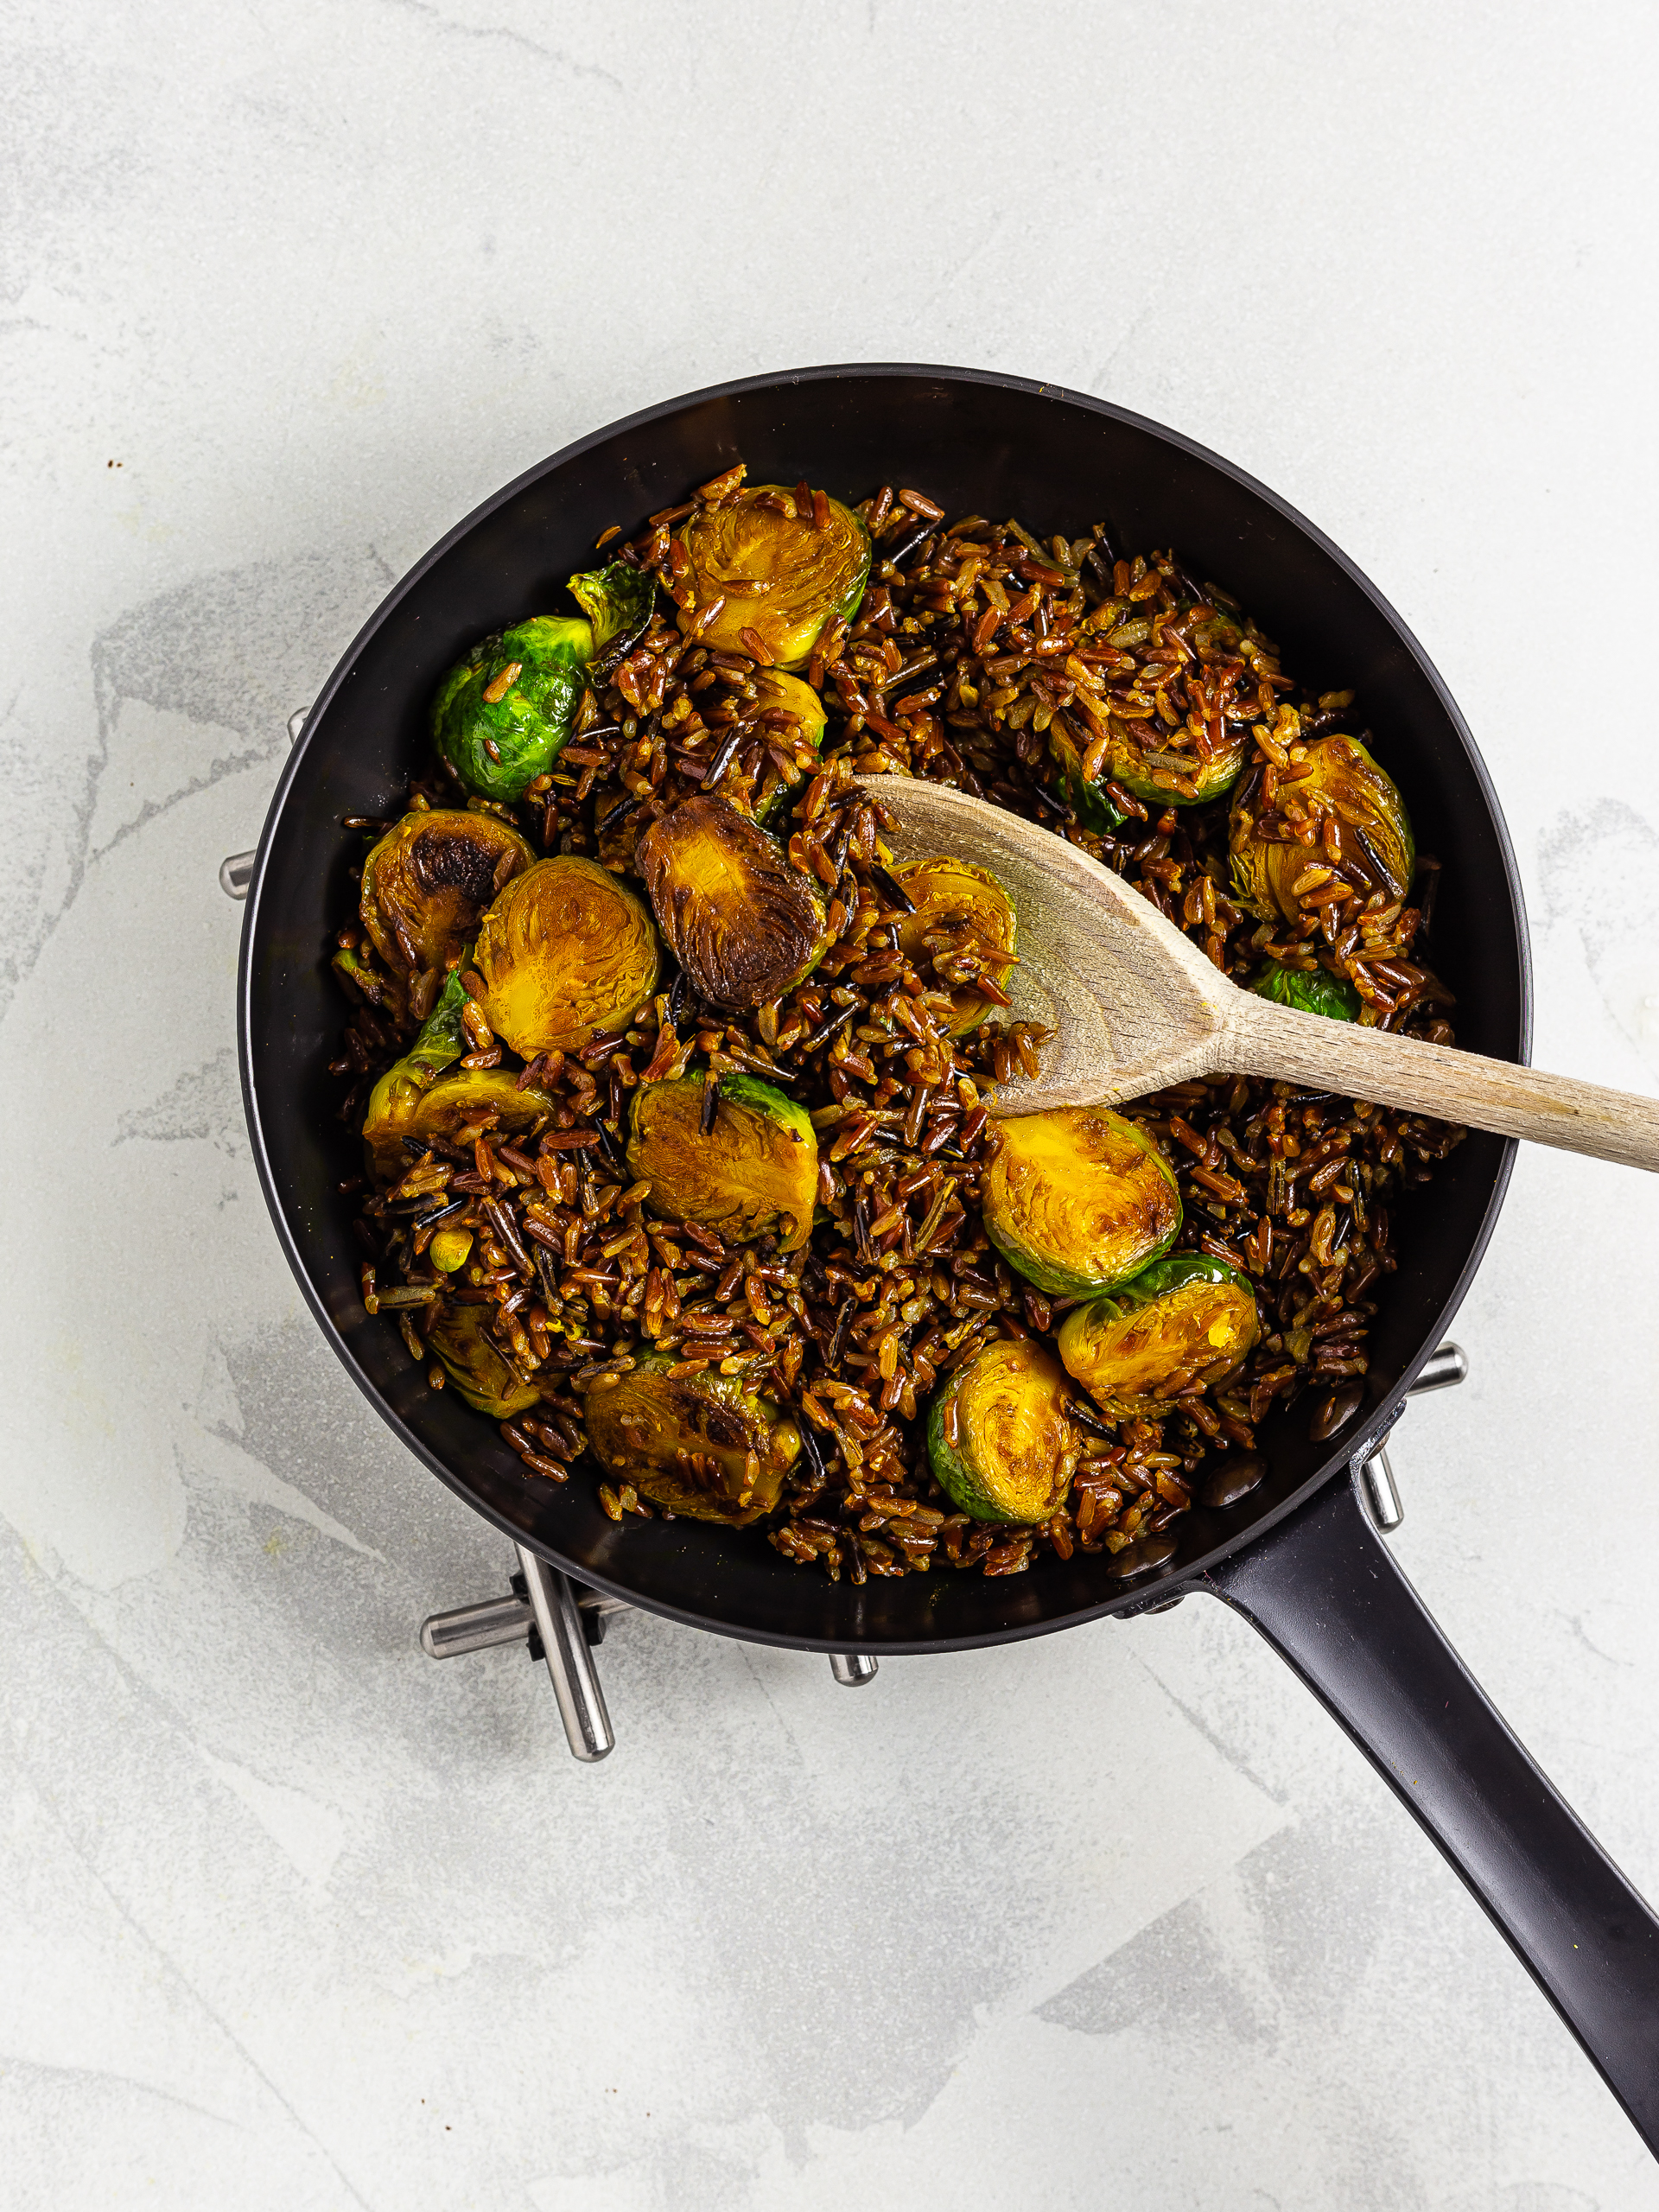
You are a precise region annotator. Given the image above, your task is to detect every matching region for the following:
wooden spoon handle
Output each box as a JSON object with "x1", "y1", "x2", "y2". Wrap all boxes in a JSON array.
[{"x1": 1227, "y1": 993, "x2": 1659, "y2": 1171}]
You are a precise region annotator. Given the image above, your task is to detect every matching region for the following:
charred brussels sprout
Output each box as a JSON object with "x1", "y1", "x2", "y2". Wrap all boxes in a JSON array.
[
  {"x1": 474, "y1": 856, "x2": 658, "y2": 1058},
  {"x1": 1050, "y1": 710, "x2": 1243, "y2": 821},
  {"x1": 359, "y1": 809, "x2": 533, "y2": 983},
  {"x1": 425, "y1": 1302, "x2": 541, "y2": 1417},
  {"x1": 627, "y1": 1073, "x2": 817, "y2": 1251},
  {"x1": 582, "y1": 1351, "x2": 801, "y2": 1523},
  {"x1": 674, "y1": 485, "x2": 870, "y2": 667},
  {"x1": 431, "y1": 615, "x2": 592, "y2": 803},
  {"x1": 892, "y1": 857, "x2": 1017, "y2": 1035},
  {"x1": 982, "y1": 1106, "x2": 1180, "y2": 1297},
  {"x1": 635, "y1": 795, "x2": 829, "y2": 1012},
  {"x1": 1057, "y1": 1255, "x2": 1260, "y2": 1418},
  {"x1": 1230, "y1": 734, "x2": 1414, "y2": 922},
  {"x1": 926, "y1": 1337, "x2": 1077, "y2": 1523},
  {"x1": 1252, "y1": 962, "x2": 1361, "y2": 1020}
]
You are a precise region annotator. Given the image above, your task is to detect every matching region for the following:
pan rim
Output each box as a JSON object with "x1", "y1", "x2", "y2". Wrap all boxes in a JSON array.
[{"x1": 238, "y1": 361, "x2": 1530, "y2": 1651}]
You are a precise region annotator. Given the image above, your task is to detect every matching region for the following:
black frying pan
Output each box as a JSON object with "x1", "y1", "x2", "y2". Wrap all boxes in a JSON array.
[{"x1": 238, "y1": 365, "x2": 1659, "y2": 2148}]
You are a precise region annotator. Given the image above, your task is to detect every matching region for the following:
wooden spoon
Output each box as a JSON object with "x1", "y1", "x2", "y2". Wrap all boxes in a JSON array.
[{"x1": 867, "y1": 774, "x2": 1659, "y2": 1171}]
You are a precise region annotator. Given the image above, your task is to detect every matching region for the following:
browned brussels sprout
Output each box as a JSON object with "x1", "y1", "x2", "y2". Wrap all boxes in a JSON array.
[
  {"x1": 982, "y1": 1106, "x2": 1180, "y2": 1297},
  {"x1": 892, "y1": 857, "x2": 1017, "y2": 1035},
  {"x1": 581, "y1": 1351, "x2": 801, "y2": 1523},
  {"x1": 425, "y1": 1302, "x2": 541, "y2": 1417},
  {"x1": 926, "y1": 1337, "x2": 1077, "y2": 1522},
  {"x1": 635, "y1": 795, "x2": 829, "y2": 1013},
  {"x1": 474, "y1": 856, "x2": 659, "y2": 1058},
  {"x1": 359, "y1": 809, "x2": 534, "y2": 985},
  {"x1": 627, "y1": 1073, "x2": 817, "y2": 1251},
  {"x1": 1057, "y1": 1255, "x2": 1260, "y2": 1417},
  {"x1": 673, "y1": 484, "x2": 870, "y2": 667},
  {"x1": 1230, "y1": 734, "x2": 1414, "y2": 922}
]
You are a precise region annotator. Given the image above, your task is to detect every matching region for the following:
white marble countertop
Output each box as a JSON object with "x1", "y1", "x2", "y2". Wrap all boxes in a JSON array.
[{"x1": 5, "y1": 2, "x2": 1659, "y2": 2204}]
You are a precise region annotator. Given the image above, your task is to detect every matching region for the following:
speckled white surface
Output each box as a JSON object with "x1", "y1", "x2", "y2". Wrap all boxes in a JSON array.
[{"x1": 4, "y1": 2, "x2": 1659, "y2": 2204}]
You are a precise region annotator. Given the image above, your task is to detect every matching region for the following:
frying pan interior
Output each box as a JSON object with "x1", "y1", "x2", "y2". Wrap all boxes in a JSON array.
[{"x1": 241, "y1": 365, "x2": 1526, "y2": 1651}]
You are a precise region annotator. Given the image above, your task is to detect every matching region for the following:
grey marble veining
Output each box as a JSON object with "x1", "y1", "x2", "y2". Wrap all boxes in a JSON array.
[{"x1": 3, "y1": 2, "x2": 1659, "y2": 2204}]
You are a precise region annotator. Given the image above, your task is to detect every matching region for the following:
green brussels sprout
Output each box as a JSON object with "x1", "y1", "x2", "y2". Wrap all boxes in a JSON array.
[
  {"x1": 635, "y1": 795, "x2": 830, "y2": 1013},
  {"x1": 568, "y1": 560, "x2": 655, "y2": 672},
  {"x1": 982, "y1": 1106, "x2": 1181, "y2": 1298},
  {"x1": 1057, "y1": 1254, "x2": 1261, "y2": 1417},
  {"x1": 892, "y1": 857, "x2": 1017, "y2": 1035},
  {"x1": 674, "y1": 485, "x2": 870, "y2": 667},
  {"x1": 750, "y1": 666, "x2": 828, "y2": 823},
  {"x1": 581, "y1": 1351, "x2": 801, "y2": 1523},
  {"x1": 1048, "y1": 709, "x2": 1244, "y2": 823},
  {"x1": 1230, "y1": 734, "x2": 1414, "y2": 922},
  {"x1": 627, "y1": 1072, "x2": 818, "y2": 1252},
  {"x1": 474, "y1": 856, "x2": 659, "y2": 1059},
  {"x1": 359, "y1": 809, "x2": 534, "y2": 982},
  {"x1": 431, "y1": 615, "x2": 593, "y2": 802},
  {"x1": 926, "y1": 1336, "x2": 1077, "y2": 1523},
  {"x1": 425, "y1": 1301, "x2": 542, "y2": 1417},
  {"x1": 359, "y1": 968, "x2": 473, "y2": 1178},
  {"x1": 1252, "y1": 962, "x2": 1361, "y2": 1020}
]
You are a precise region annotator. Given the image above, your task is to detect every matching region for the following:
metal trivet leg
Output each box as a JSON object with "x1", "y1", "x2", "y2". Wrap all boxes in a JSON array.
[{"x1": 422, "y1": 1555, "x2": 880, "y2": 1758}]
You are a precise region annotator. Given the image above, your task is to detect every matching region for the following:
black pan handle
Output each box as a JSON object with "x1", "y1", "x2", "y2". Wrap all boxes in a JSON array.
[{"x1": 1198, "y1": 1471, "x2": 1659, "y2": 2152}]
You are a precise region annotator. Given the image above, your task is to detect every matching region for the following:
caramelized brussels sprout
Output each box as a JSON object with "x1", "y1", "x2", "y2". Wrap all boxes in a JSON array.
[
  {"x1": 582, "y1": 1351, "x2": 801, "y2": 1523},
  {"x1": 1051, "y1": 709, "x2": 1243, "y2": 819},
  {"x1": 674, "y1": 485, "x2": 870, "y2": 667},
  {"x1": 1057, "y1": 1255, "x2": 1260, "y2": 1417},
  {"x1": 359, "y1": 809, "x2": 534, "y2": 981},
  {"x1": 431, "y1": 614, "x2": 592, "y2": 803},
  {"x1": 982, "y1": 1106, "x2": 1180, "y2": 1297},
  {"x1": 926, "y1": 1337, "x2": 1077, "y2": 1522},
  {"x1": 425, "y1": 1301, "x2": 541, "y2": 1417},
  {"x1": 892, "y1": 857, "x2": 1017, "y2": 1034},
  {"x1": 627, "y1": 1073, "x2": 817, "y2": 1251},
  {"x1": 474, "y1": 856, "x2": 659, "y2": 1058},
  {"x1": 751, "y1": 667, "x2": 827, "y2": 822},
  {"x1": 1230, "y1": 734, "x2": 1414, "y2": 922},
  {"x1": 635, "y1": 795, "x2": 829, "y2": 1012},
  {"x1": 1252, "y1": 962, "x2": 1361, "y2": 1020}
]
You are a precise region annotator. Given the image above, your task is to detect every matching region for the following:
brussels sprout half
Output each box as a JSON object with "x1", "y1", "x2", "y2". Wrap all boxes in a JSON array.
[
  {"x1": 359, "y1": 968, "x2": 472, "y2": 1178},
  {"x1": 674, "y1": 485, "x2": 870, "y2": 668},
  {"x1": 1057, "y1": 1255, "x2": 1261, "y2": 1418},
  {"x1": 359, "y1": 809, "x2": 534, "y2": 982},
  {"x1": 362, "y1": 1054, "x2": 559, "y2": 1181},
  {"x1": 635, "y1": 795, "x2": 830, "y2": 1013},
  {"x1": 425, "y1": 1301, "x2": 542, "y2": 1417},
  {"x1": 1252, "y1": 961, "x2": 1362, "y2": 1021},
  {"x1": 1230, "y1": 734, "x2": 1414, "y2": 923},
  {"x1": 982, "y1": 1106, "x2": 1181, "y2": 1298},
  {"x1": 926, "y1": 1336, "x2": 1077, "y2": 1523},
  {"x1": 751, "y1": 667, "x2": 828, "y2": 823},
  {"x1": 627, "y1": 1072, "x2": 818, "y2": 1252},
  {"x1": 568, "y1": 561, "x2": 655, "y2": 673},
  {"x1": 892, "y1": 856, "x2": 1017, "y2": 1035},
  {"x1": 1049, "y1": 710, "x2": 1245, "y2": 825},
  {"x1": 474, "y1": 856, "x2": 659, "y2": 1059},
  {"x1": 582, "y1": 1351, "x2": 801, "y2": 1524}
]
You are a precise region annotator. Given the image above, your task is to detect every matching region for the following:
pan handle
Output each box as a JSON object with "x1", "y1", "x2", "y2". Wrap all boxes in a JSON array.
[{"x1": 1198, "y1": 1469, "x2": 1659, "y2": 2152}]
